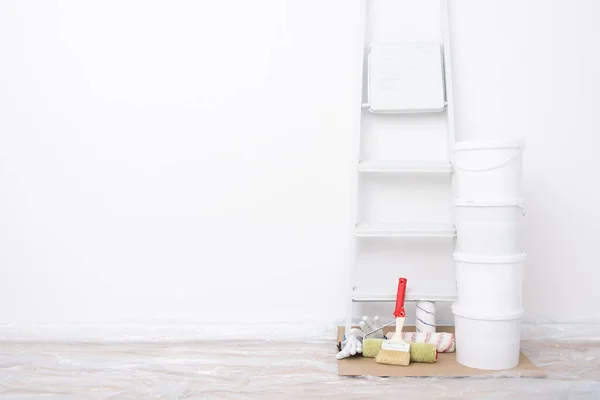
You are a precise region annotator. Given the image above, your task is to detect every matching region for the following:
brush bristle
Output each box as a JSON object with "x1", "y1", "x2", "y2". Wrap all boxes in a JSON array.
[{"x1": 375, "y1": 349, "x2": 411, "y2": 366}]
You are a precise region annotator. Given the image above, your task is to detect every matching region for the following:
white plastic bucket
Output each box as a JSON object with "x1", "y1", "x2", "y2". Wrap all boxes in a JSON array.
[
  {"x1": 453, "y1": 304, "x2": 523, "y2": 370},
  {"x1": 454, "y1": 252, "x2": 526, "y2": 314},
  {"x1": 454, "y1": 199, "x2": 524, "y2": 256},
  {"x1": 453, "y1": 139, "x2": 524, "y2": 200}
]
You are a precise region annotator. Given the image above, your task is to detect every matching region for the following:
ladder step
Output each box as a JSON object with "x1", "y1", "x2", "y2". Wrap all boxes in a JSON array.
[
  {"x1": 355, "y1": 222, "x2": 456, "y2": 237},
  {"x1": 352, "y1": 293, "x2": 457, "y2": 303},
  {"x1": 358, "y1": 160, "x2": 451, "y2": 173}
]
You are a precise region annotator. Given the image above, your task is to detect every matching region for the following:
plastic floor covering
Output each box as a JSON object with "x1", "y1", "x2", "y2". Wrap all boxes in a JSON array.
[{"x1": 0, "y1": 324, "x2": 599, "y2": 399}]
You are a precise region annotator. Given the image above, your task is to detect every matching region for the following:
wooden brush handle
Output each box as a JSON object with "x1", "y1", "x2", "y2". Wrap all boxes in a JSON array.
[{"x1": 393, "y1": 278, "x2": 407, "y2": 318}]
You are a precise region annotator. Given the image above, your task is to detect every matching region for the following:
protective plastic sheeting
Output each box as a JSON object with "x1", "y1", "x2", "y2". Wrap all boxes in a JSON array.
[{"x1": 0, "y1": 324, "x2": 599, "y2": 399}]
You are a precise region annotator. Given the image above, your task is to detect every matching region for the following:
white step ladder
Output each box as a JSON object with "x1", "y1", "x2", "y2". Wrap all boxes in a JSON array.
[{"x1": 346, "y1": 0, "x2": 457, "y2": 332}]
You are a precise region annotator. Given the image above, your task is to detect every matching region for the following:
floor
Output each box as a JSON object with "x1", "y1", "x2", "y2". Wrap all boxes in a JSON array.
[{"x1": 0, "y1": 325, "x2": 599, "y2": 399}]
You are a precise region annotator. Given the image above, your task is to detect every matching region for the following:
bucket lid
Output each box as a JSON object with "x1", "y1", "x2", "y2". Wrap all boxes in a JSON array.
[
  {"x1": 452, "y1": 303, "x2": 524, "y2": 320},
  {"x1": 454, "y1": 252, "x2": 527, "y2": 264},
  {"x1": 454, "y1": 198, "x2": 524, "y2": 207},
  {"x1": 454, "y1": 139, "x2": 525, "y2": 152}
]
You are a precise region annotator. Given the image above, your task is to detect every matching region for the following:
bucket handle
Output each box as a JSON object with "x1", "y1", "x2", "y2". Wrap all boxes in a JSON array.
[
  {"x1": 452, "y1": 143, "x2": 524, "y2": 172},
  {"x1": 457, "y1": 202, "x2": 526, "y2": 216}
]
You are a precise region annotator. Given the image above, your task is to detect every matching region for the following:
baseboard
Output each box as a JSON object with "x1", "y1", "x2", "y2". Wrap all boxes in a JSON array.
[
  {"x1": 0, "y1": 321, "x2": 338, "y2": 342},
  {"x1": 0, "y1": 321, "x2": 598, "y2": 342}
]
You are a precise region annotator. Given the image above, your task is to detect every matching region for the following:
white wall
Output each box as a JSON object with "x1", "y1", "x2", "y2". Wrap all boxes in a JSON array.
[
  {"x1": 0, "y1": 0, "x2": 362, "y2": 328},
  {"x1": 0, "y1": 0, "x2": 599, "y2": 337},
  {"x1": 448, "y1": 0, "x2": 600, "y2": 322},
  {"x1": 525, "y1": 0, "x2": 600, "y2": 322}
]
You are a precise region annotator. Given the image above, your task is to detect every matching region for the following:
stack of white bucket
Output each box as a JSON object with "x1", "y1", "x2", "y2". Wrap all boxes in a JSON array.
[{"x1": 452, "y1": 139, "x2": 526, "y2": 370}]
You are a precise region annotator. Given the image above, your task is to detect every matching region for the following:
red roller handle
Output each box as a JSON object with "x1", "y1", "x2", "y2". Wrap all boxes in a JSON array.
[{"x1": 393, "y1": 278, "x2": 407, "y2": 318}]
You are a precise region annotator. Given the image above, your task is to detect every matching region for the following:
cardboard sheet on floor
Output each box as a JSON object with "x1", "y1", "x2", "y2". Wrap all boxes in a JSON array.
[{"x1": 337, "y1": 326, "x2": 544, "y2": 377}]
